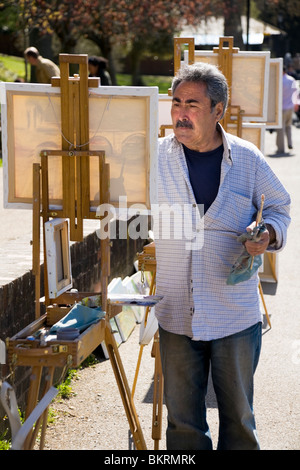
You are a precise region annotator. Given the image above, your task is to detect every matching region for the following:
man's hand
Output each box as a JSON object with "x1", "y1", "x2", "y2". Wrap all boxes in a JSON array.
[{"x1": 244, "y1": 222, "x2": 275, "y2": 256}]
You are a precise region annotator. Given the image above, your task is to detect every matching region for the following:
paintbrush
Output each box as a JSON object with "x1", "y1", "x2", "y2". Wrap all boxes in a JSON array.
[{"x1": 250, "y1": 194, "x2": 265, "y2": 270}]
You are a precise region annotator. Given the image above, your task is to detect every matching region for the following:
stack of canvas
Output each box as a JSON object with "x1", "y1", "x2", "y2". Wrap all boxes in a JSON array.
[{"x1": 100, "y1": 271, "x2": 153, "y2": 358}]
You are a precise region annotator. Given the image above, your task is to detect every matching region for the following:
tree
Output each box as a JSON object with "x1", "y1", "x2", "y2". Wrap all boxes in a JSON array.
[
  {"x1": 74, "y1": 0, "x2": 214, "y2": 84},
  {"x1": 28, "y1": 0, "x2": 83, "y2": 54},
  {"x1": 21, "y1": 0, "x2": 215, "y2": 85},
  {"x1": 222, "y1": 0, "x2": 244, "y2": 49},
  {"x1": 254, "y1": 0, "x2": 300, "y2": 56}
]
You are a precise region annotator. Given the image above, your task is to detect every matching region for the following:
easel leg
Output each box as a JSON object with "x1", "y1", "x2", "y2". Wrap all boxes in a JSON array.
[
  {"x1": 259, "y1": 281, "x2": 272, "y2": 328},
  {"x1": 132, "y1": 272, "x2": 156, "y2": 397},
  {"x1": 104, "y1": 320, "x2": 147, "y2": 450},
  {"x1": 132, "y1": 345, "x2": 144, "y2": 399},
  {"x1": 37, "y1": 367, "x2": 55, "y2": 450},
  {"x1": 32, "y1": 163, "x2": 41, "y2": 319},
  {"x1": 23, "y1": 366, "x2": 43, "y2": 450},
  {"x1": 24, "y1": 366, "x2": 55, "y2": 450}
]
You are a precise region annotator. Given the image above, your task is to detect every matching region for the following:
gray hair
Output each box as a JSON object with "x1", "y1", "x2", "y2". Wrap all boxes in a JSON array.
[
  {"x1": 24, "y1": 47, "x2": 40, "y2": 59},
  {"x1": 172, "y1": 63, "x2": 228, "y2": 120}
]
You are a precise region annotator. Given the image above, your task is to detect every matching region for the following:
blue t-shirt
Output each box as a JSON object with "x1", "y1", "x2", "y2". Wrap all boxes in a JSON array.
[{"x1": 183, "y1": 144, "x2": 223, "y2": 214}]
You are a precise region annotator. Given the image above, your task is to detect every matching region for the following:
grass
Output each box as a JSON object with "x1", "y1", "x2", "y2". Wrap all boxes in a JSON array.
[
  {"x1": 116, "y1": 73, "x2": 171, "y2": 93},
  {"x1": 0, "y1": 53, "x2": 26, "y2": 81},
  {"x1": 56, "y1": 353, "x2": 100, "y2": 399},
  {"x1": 0, "y1": 54, "x2": 172, "y2": 93}
]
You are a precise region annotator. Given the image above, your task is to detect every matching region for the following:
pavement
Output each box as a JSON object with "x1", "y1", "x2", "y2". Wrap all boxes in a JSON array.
[
  {"x1": 0, "y1": 176, "x2": 99, "y2": 286},
  {"x1": 1, "y1": 124, "x2": 300, "y2": 450}
]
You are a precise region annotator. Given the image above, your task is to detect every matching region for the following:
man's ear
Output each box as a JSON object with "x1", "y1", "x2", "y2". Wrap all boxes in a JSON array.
[{"x1": 215, "y1": 102, "x2": 224, "y2": 121}]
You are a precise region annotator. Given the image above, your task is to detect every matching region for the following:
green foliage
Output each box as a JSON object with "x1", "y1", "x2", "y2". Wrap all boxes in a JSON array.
[
  {"x1": 0, "y1": 54, "x2": 171, "y2": 92},
  {"x1": 57, "y1": 369, "x2": 78, "y2": 399},
  {"x1": 46, "y1": 407, "x2": 58, "y2": 425},
  {"x1": 0, "y1": 438, "x2": 10, "y2": 450},
  {"x1": 116, "y1": 73, "x2": 172, "y2": 93},
  {"x1": 80, "y1": 353, "x2": 100, "y2": 368},
  {"x1": 0, "y1": 418, "x2": 10, "y2": 450},
  {"x1": 0, "y1": 406, "x2": 25, "y2": 450}
]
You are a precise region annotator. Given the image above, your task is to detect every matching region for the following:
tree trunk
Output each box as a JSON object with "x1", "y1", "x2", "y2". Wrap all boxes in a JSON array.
[
  {"x1": 223, "y1": 1, "x2": 244, "y2": 50},
  {"x1": 85, "y1": 32, "x2": 117, "y2": 85},
  {"x1": 129, "y1": 41, "x2": 144, "y2": 86}
]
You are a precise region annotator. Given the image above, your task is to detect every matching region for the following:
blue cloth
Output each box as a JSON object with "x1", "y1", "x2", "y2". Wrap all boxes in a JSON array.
[
  {"x1": 49, "y1": 303, "x2": 105, "y2": 334},
  {"x1": 159, "y1": 322, "x2": 262, "y2": 450},
  {"x1": 226, "y1": 222, "x2": 266, "y2": 285}
]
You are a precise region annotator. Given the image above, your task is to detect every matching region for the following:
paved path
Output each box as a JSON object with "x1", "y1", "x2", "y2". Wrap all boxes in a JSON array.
[
  {"x1": 1, "y1": 125, "x2": 300, "y2": 450},
  {"x1": 0, "y1": 171, "x2": 99, "y2": 285}
]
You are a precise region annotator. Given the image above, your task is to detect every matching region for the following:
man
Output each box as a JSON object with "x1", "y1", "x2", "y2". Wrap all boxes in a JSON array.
[
  {"x1": 154, "y1": 63, "x2": 291, "y2": 450},
  {"x1": 276, "y1": 65, "x2": 297, "y2": 153},
  {"x1": 24, "y1": 47, "x2": 60, "y2": 84}
]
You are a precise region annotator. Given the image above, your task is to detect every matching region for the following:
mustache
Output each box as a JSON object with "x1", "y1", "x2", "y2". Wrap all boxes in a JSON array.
[{"x1": 176, "y1": 120, "x2": 193, "y2": 129}]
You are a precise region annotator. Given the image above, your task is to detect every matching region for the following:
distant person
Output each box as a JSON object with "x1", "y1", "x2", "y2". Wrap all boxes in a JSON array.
[
  {"x1": 24, "y1": 47, "x2": 60, "y2": 84},
  {"x1": 88, "y1": 56, "x2": 112, "y2": 85},
  {"x1": 276, "y1": 66, "x2": 297, "y2": 153}
]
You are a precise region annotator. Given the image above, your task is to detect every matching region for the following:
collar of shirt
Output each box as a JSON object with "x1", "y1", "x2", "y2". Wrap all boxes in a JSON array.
[{"x1": 167, "y1": 123, "x2": 233, "y2": 166}]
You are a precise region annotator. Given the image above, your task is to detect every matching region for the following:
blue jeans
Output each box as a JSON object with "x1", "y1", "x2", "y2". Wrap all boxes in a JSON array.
[{"x1": 159, "y1": 322, "x2": 262, "y2": 450}]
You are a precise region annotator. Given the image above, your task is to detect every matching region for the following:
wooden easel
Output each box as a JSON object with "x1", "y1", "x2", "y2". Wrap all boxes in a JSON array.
[
  {"x1": 132, "y1": 243, "x2": 164, "y2": 450},
  {"x1": 7, "y1": 54, "x2": 146, "y2": 450},
  {"x1": 213, "y1": 36, "x2": 243, "y2": 132}
]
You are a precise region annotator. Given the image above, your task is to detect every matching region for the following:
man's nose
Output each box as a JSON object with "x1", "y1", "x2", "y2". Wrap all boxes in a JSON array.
[{"x1": 177, "y1": 106, "x2": 189, "y2": 120}]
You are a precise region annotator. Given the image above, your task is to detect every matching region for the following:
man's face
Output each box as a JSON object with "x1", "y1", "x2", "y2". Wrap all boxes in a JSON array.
[
  {"x1": 26, "y1": 55, "x2": 38, "y2": 66},
  {"x1": 171, "y1": 81, "x2": 223, "y2": 152}
]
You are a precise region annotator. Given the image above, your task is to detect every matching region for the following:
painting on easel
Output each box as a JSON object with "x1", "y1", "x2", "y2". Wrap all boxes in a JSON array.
[{"x1": 183, "y1": 49, "x2": 271, "y2": 122}]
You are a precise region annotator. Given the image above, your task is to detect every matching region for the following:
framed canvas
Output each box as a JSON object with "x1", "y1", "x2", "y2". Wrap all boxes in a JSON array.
[
  {"x1": 0, "y1": 83, "x2": 159, "y2": 210},
  {"x1": 227, "y1": 123, "x2": 266, "y2": 152},
  {"x1": 158, "y1": 94, "x2": 173, "y2": 136},
  {"x1": 259, "y1": 252, "x2": 278, "y2": 283},
  {"x1": 183, "y1": 49, "x2": 270, "y2": 122},
  {"x1": 45, "y1": 218, "x2": 72, "y2": 298}
]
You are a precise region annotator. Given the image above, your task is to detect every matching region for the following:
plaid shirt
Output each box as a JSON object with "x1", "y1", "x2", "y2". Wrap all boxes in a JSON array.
[{"x1": 154, "y1": 125, "x2": 291, "y2": 341}]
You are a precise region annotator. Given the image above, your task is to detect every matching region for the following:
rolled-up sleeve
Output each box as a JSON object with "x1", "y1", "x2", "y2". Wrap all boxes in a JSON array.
[{"x1": 254, "y1": 157, "x2": 291, "y2": 252}]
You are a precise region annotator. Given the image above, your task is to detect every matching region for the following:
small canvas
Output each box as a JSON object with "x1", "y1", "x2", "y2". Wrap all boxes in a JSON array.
[
  {"x1": 227, "y1": 123, "x2": 265, "y2": 152},
  {"x1": 108, "y1": 277, "x2": 136, "y2": 342},
  {"x1": 44, "y1": 218, "x2": 72, "y2": 298},
  {"x1": 259, "y1": 252, "x2": 278, "y2": 283}
]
